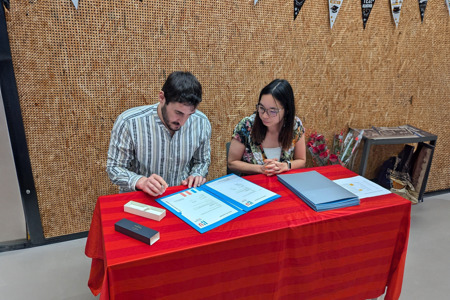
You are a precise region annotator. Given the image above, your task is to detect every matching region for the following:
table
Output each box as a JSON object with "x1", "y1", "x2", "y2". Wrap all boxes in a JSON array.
[
  {"x1": 357, "y1": 125, "x2": 437, "y2": 201},
  {"x1": 85, "y1": 165, "x2": 411, "y2": 300}
]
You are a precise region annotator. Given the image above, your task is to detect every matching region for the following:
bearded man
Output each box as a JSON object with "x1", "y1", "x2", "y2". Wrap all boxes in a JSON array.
[{"x1": 107, "y1": 71, "x2": 211, "y2": 196}]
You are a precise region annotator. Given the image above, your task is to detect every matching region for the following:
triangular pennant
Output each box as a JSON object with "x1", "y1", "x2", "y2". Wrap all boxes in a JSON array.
[
  {"x1": 71, "y1": 0, "x2": 79, "y2": 9},
  {"x1": 418, "y1": 0, "x2": 428, "y2": 22},
  {"x1": 390, "y1": 0, "x2": 403, "y2": 27},
  {"x1": 329, "y1": 0, "x2": 344, "y2": 29},
  {"x1": 294, "y1": 0, "x2": 306, "y2": 20},
  {"x1": 447, "y1": 0, "x2": 450, "y2": 16},
  {"x1": 361, "y1": 0, "x2": 376, "y2": 29}
]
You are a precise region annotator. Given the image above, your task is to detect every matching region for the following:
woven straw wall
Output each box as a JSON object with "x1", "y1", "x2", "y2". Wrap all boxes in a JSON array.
[{"x1": 5, "y1": 0, "x2": 449, "y2": 238}]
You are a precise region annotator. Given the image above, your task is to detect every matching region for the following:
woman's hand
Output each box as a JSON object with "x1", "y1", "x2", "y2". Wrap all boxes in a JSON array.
[{"x1": 263, "y1": 159, "x2": 289, "y2": 176}]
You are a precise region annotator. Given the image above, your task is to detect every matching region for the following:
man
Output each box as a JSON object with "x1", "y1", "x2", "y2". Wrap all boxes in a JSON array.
[{"x1": 106, "y1": 71, "x2": 211, "y2": 196}]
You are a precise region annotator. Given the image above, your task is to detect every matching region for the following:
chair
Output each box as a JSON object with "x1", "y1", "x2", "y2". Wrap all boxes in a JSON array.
[
  {"x1": 226, "y1": 141, "x2": 241, "y2": 176},
  {"x1": 226, "y1": 141, "x2": 232, "y2": 175}
]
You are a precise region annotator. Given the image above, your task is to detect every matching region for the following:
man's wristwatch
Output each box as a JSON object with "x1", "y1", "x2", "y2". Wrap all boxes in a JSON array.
[{"x1": 286, "y1": 160, "x2": 291, "y2": 170}]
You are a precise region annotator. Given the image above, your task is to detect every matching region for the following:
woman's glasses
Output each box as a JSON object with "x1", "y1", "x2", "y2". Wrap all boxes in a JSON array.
[{"x1": 256, "y1": 104, "x2": 283, "y2": 118}]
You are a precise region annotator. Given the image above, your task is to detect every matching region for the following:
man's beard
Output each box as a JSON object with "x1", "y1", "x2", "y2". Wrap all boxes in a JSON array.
[{"x1": 161, "y1": 104, "x2": 181, "y2": 132}]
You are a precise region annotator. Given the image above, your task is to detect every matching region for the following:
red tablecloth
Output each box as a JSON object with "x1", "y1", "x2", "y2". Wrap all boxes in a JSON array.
[{"x1": 85, "y1": 165, "x2": 411, "y2": 300}]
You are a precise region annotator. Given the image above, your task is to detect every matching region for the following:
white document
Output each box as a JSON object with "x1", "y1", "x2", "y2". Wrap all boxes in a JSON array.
[
  {"x1": 333, "y1": 175, "x2": 391, "y2": 199},
  {"x1": 205, "y1": 174, "x2": 278, "y2": 209},
  {"x1": 159, "y1": 188, "x2": 240, "y2": 230}
]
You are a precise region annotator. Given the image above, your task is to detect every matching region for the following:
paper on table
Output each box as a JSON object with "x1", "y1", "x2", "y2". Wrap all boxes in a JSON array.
[
  {"x1": 158, "y1": 188, "x2": 242, "y2": 232},
  {"x1": 204, "y1": 174, "x2": 278, "y2": 210},
  {"x1": 333, "y1": 175, "x2": 391, "y2": 199}
]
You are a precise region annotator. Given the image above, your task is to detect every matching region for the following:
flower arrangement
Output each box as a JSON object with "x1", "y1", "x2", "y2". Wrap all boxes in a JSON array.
[
  {"x1": 307, "y1": 129, "x2": 364, "y2": 168},
  {"x1": 307, "y1": 132, "x2": 338, "y2": 167}
]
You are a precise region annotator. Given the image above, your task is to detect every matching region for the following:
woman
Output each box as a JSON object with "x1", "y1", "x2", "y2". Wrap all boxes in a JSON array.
[{"x1": 228, "y1": 79, "x2": 306, "y2": 176}]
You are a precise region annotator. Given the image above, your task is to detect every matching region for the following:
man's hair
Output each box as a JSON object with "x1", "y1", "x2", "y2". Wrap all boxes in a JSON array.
[
  {"x1": 251, "y1": 79, "x2": 296, "y2": 150},
  {"x1": 161, "y1": 71, "x2": 202, "y2": 107}
]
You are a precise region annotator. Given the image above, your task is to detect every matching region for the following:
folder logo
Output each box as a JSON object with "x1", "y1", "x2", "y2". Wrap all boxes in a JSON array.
[{"x1": 198, "y1": 220, "x2": 208, "y2": 227}]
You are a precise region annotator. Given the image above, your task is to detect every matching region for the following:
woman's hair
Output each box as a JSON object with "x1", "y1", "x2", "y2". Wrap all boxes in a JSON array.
[
  {"x1": 161, "y1": 71, "x2": 202, "y2": 107},
  {"x1": 251, "y1": 79, "x2": 296, "y2": 150}
]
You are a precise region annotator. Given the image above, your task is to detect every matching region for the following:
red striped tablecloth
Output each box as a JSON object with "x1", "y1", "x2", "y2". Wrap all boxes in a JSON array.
[{"x1": 85, "y1": 165, "x2": 411, "y2": 300}]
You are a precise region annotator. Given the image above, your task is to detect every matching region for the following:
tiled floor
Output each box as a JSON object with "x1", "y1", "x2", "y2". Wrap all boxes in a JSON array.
[
  {"x1": 0, "y1": 193, "x2": 449, "y2": 300},
  {"x1": 0, "y1": 237, "x2": 98, "y2": 300},
  {"x1": 401, "y1": 192, "x2": 450, "y2": 299}
]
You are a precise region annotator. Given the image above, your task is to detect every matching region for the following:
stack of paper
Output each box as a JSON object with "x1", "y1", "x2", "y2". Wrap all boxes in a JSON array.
[{"x1": 277, "y1": 171, "x2": 359, "y2": 212}]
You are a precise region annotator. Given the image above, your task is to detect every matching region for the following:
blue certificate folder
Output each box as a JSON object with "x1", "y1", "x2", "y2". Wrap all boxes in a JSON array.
[
  {"x1": 277, "y1": 171, "x2": 360, "y2": 212},
  {"x1": 156, "y1": 174, "x2": 280, "y2": 233}
]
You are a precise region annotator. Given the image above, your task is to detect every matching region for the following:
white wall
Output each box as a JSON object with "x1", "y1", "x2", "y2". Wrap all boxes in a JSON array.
[{"x1": 0, "y1": 89, "x2": 26, "y2": 243}]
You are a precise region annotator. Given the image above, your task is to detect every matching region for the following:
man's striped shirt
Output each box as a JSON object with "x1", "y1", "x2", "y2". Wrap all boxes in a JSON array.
[{"x1": 107, "y1": 103, "x2": 211, "y2": 192}]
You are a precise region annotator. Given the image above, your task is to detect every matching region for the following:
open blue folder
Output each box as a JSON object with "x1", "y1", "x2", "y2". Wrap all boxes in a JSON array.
[
  {"x1": 277, "y1": 171, "x2": 360, "y2": 212},
  {"x1": 156, "y1": 174, "x2": 280, "y2": 233}
]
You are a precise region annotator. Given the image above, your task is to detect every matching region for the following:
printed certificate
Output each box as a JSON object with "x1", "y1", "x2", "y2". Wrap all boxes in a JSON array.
[
  {"x1": 333, "y1": 175, "x2": 391, "y2": 199},
  {"x1": 157, "y1": 188, "x2": 244, "y2": 233},
  {"x1": 202, "y1": 174, "x2": 280, "y2": 212}
]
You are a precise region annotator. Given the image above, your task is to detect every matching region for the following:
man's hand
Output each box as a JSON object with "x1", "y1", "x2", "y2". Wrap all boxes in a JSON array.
[
  {"x1": 181, "y1": 175, "x2": 206, "y2": 188},
  {"x1": 135, "y1": 174, "x2": 168, "y2": 196}
]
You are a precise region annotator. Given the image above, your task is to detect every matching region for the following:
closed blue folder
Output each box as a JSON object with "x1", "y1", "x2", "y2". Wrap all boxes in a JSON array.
[{"x1": 277, "y1": 171, "x2": 360, "y2": 212}]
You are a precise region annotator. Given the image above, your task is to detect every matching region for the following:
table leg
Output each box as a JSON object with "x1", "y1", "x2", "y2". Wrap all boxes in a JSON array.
[{"x1": 359, "y1": 140, "x2": 371, "y2": 176}]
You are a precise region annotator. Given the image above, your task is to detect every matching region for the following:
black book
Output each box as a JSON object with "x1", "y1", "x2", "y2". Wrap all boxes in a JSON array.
[{"x1": 115, "y1": 218, "x2": 160, "y2": 245}]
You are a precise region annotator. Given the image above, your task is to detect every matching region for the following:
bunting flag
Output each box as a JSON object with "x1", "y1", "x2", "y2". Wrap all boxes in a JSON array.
[
  {"x1": 445, "y1": 0, "x2": 450, "y2": 16},
  {"x1": 361, "y1": 0, "x2": 376, "y2": 29},
  {"x1": 390, "y1": 0, "x2": 403, "y2": 27},
  {"x1": 329, "y1": 0, "x2": 344, "y2": 28},
  {"x1": 71, "y1": 0, "x2": 79, "y2": 9},
  {"x1": 294, "y1": 0, "x2": 307, "y2": 20},
  {"x1": 418, "y1": 0, "x2": 428, "y2": 22}
]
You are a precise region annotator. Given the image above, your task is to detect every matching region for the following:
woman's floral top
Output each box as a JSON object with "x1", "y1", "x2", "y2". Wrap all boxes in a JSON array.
[{"x1": 232, "y1": 114, "x2": 305, "y2": 165}]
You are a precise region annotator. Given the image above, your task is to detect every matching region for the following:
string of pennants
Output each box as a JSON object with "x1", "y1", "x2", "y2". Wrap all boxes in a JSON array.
[
  {"x1": 299, "y1": 0, "x2": 450, "y2": 28},
  {"x1": 256, "y1": 0, "x2": 450, "y2": 29},
  {"x1": 70, "y1": 0, "x2": 450, "y2": 29}
]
